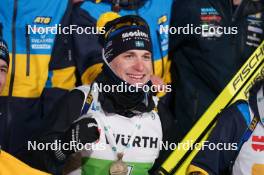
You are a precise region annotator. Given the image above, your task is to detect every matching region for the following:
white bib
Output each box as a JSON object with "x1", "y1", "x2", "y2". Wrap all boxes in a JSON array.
[
  {"x1": 76, "y1": 84, "x2": 163, "y2": 163},
  {"x1": 232, "y1": 122, "x2": 264, "y2": 175}
]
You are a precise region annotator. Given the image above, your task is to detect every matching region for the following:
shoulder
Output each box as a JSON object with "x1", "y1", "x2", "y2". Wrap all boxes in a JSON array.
[
  {"x1": 66, "y1": 85, "x2": 93, "y2": 105},
  {"x1": 212, "y1": 100, "x2": 249, "y2": 140},
  {"x1": 74, "y1": 85, "x2": 92, "y2": 94},
  {"x1": 218, "y1": 100, "x2": 249, "y2": 124}
]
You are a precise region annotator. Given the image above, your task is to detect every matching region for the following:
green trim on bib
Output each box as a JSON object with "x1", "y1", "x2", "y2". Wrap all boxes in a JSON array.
[{"x1": 82, "y1": 157, "x2": 153, "y2": 175}]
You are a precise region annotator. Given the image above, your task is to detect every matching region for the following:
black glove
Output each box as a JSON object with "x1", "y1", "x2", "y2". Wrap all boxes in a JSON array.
[{"x1": 54, "y1": 117, "x2": 100, "y2": 161}]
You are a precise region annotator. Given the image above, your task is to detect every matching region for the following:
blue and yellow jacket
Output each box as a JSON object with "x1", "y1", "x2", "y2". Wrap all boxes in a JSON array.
[
  {"x1": 72, "y1": 0, "x2": 173, "y2": 86},
  {"x1": 0, "y1": 0, "x2": 76, "y2": 155}
]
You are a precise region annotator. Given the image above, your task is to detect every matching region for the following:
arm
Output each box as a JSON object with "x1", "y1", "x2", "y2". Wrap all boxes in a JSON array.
[
  {"x1": 72, "y1": 3, "x2": 103, "y2": 85},
  {"x1": 188, "y1": 101, "x2": 248, "y2": 175},
  {"x1": 22, "y1": 89, "x2": 99, "y2": 174},
  {"x1": 42, "y1": 0, "x2": 76, "y2": 119}
]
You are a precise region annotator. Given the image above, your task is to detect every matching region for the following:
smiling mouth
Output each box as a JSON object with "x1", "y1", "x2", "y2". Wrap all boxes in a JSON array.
[{"x1": 126, "y1": 73, "x2": 145, "y2": 80}]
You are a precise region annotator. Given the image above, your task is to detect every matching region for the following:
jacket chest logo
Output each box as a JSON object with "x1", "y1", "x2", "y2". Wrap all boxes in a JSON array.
[
  {"x1": 200, "y1": 7, "x2": 222, "y2": 38},
  {"x1": 33, "y1": 16, "x2": 52, "y2": 25},
  {"x1": 200, "y1": 7, "x2": 221, "y2": 23},
  {"x1": 246, "y1": 13, "x2": 263, "y2": 48}
]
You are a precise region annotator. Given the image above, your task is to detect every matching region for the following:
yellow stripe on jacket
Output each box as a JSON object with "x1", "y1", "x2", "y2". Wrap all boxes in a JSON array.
[
  {"x1": 1, "y1": 54, "x2": 76, "y2": 97},
  {"x1": 0, "y1": 150, "x2": 50, "y2": 175}
]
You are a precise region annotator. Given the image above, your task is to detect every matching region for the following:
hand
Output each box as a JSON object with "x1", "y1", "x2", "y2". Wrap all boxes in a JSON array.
[
  {"x1": 150, "y1": 75, "x2": 165, "y2": 92},
  {"x1": 66, "y1": 117, "x2": 99, "y2": 145},
  {"x1": 55, "y1": 118, "x2": 99, "y2": 161}
]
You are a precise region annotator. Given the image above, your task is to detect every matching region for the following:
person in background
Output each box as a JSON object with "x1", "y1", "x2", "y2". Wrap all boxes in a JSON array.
[
  {"x1": 0, "y1": 38, "x2": 8, "y2": 93},
  {"x1": 169, "y1": 0, "x2": 264, "y2": 140},
  {"x1": 188, "y1": 76, "x2": 264, "y2": 175},
  {"x1": 0, "y1": 0, "x2": 76, "y2": 160},
  {"x1": 0, "y1": 37, "x2": 50, "y2": 175}
]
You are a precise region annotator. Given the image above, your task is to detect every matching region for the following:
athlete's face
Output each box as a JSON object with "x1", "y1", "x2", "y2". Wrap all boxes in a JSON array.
[
  {"x1": 0, "y1": 59, "x2": 8, "y2": 94},
  {"x1": 110, "y1": 50, "x2": 153, "y2": 86}
]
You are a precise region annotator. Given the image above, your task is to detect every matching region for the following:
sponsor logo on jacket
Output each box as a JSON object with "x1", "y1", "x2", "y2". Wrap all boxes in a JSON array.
[
  {"x1": 252, "y1": 135, "x2": 264, "y2": 152},
  {"x1": 105, "y1": 133, "x2": 159, "y2": 149},
  {"x1": 200, "y1": 7, "x2": 223, "y2": 39},
  {"x1": 246, "y1": 13, "x2": 263, "y2": 48},
  {"x1": 34, "y1": 16, "x2": 52, "y2": 24}
]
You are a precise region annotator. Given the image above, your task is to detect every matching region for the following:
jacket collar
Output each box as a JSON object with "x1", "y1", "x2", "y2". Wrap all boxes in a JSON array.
[
  {"x1": 207, "y1": 0, "x2": 233, "y2": 21},
  {"x1": 207, "y1": 0, "x2": 264, "y2": 22}
]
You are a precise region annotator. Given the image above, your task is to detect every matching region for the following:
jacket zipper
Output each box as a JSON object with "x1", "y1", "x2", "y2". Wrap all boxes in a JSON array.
[
  {"x1": 232, "y1": 0, "x2": 249, "y2": 58},
  {"x1": 156, "y1": 30, "x2": 165, "y2": 77},
  {"x1": 193, "y1": 91, "x2": 199, "y2": 123},
  {"x1": 6, "y1": 0, "x2": 18, "y2": 151},
  {"x1": 25, "y1": 24, "x2": 30, "y2": 76},
  {"x1": 9, "y1": 0, "x2": 17, "y2": 97}
]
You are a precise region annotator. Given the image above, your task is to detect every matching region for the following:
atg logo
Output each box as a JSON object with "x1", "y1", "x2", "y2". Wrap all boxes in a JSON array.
[{"x1": 34, "y1": 16, "x2": 51, "y2": 24}]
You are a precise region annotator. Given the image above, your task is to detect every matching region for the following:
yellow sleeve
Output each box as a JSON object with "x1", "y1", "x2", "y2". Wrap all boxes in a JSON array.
[
  {"x1": 0, "y1": 150, "x2": 50, "y2": 175},
  {"x1": 51, "y1": 66, "x2": 76, "y2": 90},
  {"x1": 81, "y1": 63, "x2": 103, "y2": 85}
]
